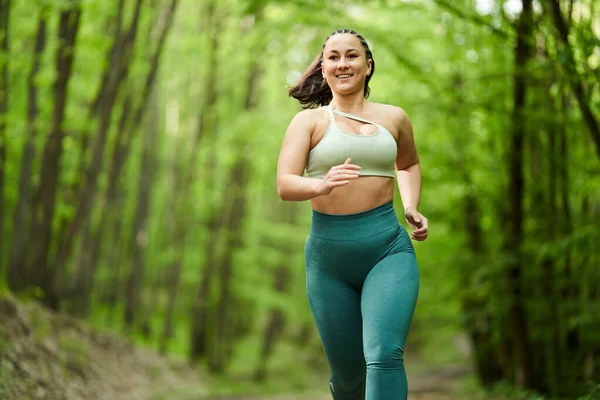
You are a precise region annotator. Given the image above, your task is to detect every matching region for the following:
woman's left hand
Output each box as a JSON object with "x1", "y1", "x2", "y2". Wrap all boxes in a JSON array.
[{"x1": 404, "y1": 207, "x2": 428, "y2": 241}]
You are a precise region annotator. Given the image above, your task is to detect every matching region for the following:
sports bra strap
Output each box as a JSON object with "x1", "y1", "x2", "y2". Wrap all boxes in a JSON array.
[
  {"x1": 328, "y1": 106, "x2": 377, "y2": 125},
  {"x1": 326, "y1": 106, "x2": 336, "y2": 124}
]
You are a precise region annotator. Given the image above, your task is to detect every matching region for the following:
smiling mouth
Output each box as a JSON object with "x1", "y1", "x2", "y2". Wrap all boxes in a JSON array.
[{"x1": 336, "y1": 74, "x2": 353, "y2": 79}]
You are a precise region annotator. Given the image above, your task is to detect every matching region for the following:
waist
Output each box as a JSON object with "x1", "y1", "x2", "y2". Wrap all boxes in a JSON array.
[
  {"x1": 310, "y1": 177, "x2": 394, "y2": 214},
  {"x1": 309, "y1": 200, "x2": 400, "y2": 241}
]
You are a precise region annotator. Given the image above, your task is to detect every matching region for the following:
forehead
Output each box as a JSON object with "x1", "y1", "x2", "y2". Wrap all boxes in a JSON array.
[{"x1": 324, "y1": 33, "x2": 363, "y2": 53}]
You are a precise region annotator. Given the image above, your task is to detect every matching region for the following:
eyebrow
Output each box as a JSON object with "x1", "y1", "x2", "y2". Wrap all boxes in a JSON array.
[{"x1": 326, "y1": 48, "x2": 360, "y2": 53}]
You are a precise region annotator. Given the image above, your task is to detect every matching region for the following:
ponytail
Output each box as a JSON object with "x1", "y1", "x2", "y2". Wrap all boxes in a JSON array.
[{"x1": 287, "y1": 53, "x2": 332, "y2": 109}]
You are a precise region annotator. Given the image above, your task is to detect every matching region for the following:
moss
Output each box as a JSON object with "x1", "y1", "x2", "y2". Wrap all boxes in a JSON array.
[
  {"x1": 59, "y1": 336, "x2": 90, "y2": 378},
  {"x1": 0, "y1": 358, "x2": 15, "y2": 399},
  {"x1": 29, "y1": 307, "x2": 52, "y2": 343}
]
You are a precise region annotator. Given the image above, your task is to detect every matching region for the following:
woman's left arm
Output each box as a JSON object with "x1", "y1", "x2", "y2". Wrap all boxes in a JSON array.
[{"x1": 394, "y1": 108, "x2": 429, "y2": 241}]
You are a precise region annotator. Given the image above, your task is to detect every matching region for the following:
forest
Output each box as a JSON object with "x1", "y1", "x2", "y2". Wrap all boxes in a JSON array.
[{"x1": 0, "y1": 0, "x2": 599, "y2": 399}]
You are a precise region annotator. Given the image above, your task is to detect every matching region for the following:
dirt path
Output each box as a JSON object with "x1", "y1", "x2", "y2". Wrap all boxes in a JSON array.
[
  {"x1": 200, "y1": 365, "x2": 472, "y2": 400},
  {"x1": 0, "y1": 294, "x2": 475, "y2": 400}
]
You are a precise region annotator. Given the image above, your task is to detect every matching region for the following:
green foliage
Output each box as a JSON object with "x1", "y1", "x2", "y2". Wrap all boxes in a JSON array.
[
  {"x1": 29, "y1": 307, "x2": 53, "y2": 343},
  {"x1": 1, "y1": 0, "x2": 599, "y2": 397},
  {"x1": 58, "y1": 336, "x2": 90, "y2": 377}
]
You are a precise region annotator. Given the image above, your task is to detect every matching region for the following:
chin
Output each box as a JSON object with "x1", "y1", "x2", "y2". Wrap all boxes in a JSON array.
[{"x1": 332, "y1": 86, "x2": 362, "y2": 95}]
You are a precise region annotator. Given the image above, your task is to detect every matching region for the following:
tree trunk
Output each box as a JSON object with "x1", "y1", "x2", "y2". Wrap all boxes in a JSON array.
[
  {"x1": 159, "y1": 136, "x2": 187, "y2": 352},
  {"x1": 559, "y1": 92, "x2": 578, "y2": 362},
  {"x1": 187, "y1": 1, "x2": 224, "y2": 363},
  {"x1": 28, "y1": 3, "x2": 81, "y2": 309},
  {"x1": 209, "y1": 160, "x2": 248, "y2": 373},
  {"x1": 543, "y1": 109, "x2": 561, "y2": 396},
  {"x1": 6, "y1": 2, "x2": 44, "y2": 292},
  {"x1": 254, "y1": 202, "x2": 295, "y2": 382},
  {"x1": 121, "y1": 0, "x2": 179, "y2": 332},
  {"x1": 503, "y1": 0, "x2": 534, "y2": 388},
  {"x1": 462, "y1": 188, "x2": 504, "y2": 385},
  {"x1": 0, "y1": 0, "x2": 10, "y2": 276},
  {"x1": 123, "y1": 91, "x2": 159, "y2": 333},
  {"x1": 546, "y1": 0, "x2": 600, "y2": 161},
  {"x1": 53, "y1": 0, "x2": 145, "y2": 304},
  {"x1": 208, "y1": 11, "x2": 263, "y2": 371},
  {"x1": 51, "y1": 0, "x2": 126, "y2": 286}
]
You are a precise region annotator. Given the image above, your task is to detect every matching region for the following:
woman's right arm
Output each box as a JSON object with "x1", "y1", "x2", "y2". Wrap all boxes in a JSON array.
[{"x1": 277, "y1": 110, "x2": 360, "y2": 201}]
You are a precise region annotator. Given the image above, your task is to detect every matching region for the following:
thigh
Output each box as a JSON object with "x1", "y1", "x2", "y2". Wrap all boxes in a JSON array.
[
  {"x1": 307, "y1": 269, "x2": 366, "y2": 384},
  {"x1": 360, "y1": 251, "x2": 420, "y2": 353}
]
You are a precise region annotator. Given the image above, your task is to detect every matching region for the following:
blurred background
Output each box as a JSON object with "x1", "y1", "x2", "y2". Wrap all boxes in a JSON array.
[{"x1": 0, "y1": 0, "x2": 599, "y2": 399}]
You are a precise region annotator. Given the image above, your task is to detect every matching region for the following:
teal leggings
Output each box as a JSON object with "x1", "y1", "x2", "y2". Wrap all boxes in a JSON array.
[{"x1": 305, "y1": 201, "x2": 420, "y2": 400}]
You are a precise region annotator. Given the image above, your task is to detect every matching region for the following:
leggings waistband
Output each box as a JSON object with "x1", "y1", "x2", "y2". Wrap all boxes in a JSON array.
[{"x1": 310, "y1": 201, "x2": 400, "y2": 241}]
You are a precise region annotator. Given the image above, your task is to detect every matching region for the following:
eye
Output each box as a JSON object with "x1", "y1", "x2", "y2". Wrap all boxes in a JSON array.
[
  {"x1": 329, "y1": 55, "x2": 338, "y2": 60},
  {"x1": 348, "y1": 54, "x2": 358, "y2": 58}
]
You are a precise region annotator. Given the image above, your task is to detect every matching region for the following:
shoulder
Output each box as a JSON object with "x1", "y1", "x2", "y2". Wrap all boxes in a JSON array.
[
  {"x1": 373, "y1": 102, "x2": 410, "y2": 122},
  {"x1": 289, "y1": 107, "x2": 327, "y2": 125},
  {"x1": 286, "y1": 107, "x2": 329, "y2": 134},
  {"x1": 370, "y1": 102, "x2": 413, "y2": 135}
]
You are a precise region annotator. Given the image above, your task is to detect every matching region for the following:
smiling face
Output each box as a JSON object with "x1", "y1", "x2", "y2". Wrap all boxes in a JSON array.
[{"x1": 321, "y1": 33, "x2": 373, "y2": 96}]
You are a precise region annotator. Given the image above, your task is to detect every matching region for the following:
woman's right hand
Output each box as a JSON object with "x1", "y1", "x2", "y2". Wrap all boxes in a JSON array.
[{"x1": 316, "y1": 157, "x2": 361, "y2": 196}]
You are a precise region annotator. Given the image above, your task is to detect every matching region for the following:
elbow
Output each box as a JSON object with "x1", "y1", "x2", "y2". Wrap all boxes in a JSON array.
[
  {"x1": 277, "y1": 177, "x2": 290, "y2": 201},
  {"x1": 277, "y1": 187, "x2": 289, "y2": 201}
]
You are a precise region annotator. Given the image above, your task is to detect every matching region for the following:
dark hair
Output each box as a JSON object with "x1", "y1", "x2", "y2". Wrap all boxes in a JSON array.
[{"x1": 288, "y1": 29, "x2": 375, "y2": 109}]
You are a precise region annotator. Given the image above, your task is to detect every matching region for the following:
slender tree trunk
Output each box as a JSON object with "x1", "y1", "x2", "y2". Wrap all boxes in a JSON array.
[
  {"x1": 0, "y1": 0, "x2": 10, "y2": 275},
  {"x1": 546, "y1": 0, "x2": 600, "y2": 160},
  {"x1": 121, "y1": 0, "x2": 179, "y2": 332},
  {"x1": 123, "y1": 91, "x2": 159, "y2": 333},
  {"x1": 544, "y1": 110, "x2": 561, "y2": 395},
  {"x1": 52, "y1": 0, "x2": 126, "y2": 280},
  {"x1": 559, "y1": 92, "x2": 578, "y2": 361},
  {"x1": 52, "y1": 0, "x2": 127, "y2": 285},
  {"x1": 209, "y1": 160, "x2": 248, "y2": 373},
  {"x1": 504, "y1": 0, "x2": 534, "y2": 387},
  {"x1": 188, "y1": 1, "x2": 224, "y2": 363},
  {"x1": 159, "y1": 136, "x2": 186, "y2": 352},
  {"x1": 83, "y1": 94, "x2": 132, "y2": 301},
  {"x1": 254, "y1": 202, "x2": 295, "y2": 381},
  {"x1": 462, "y1": 187, "x2": 504, "y2": 385},
  {"x1": 90, "y1": 0, "x2": 126, "y2": 118},
  {"x1": 54, "y1": 0, "x2": 145, "y2": 302},
  {"x1": 28, "y1": 3, "x2": 81, "y2": 308},
  {"x1": 209, "y1": 13, "x2": 263, "y2": 371},
  {"x1": 68, "y1": 0, "x2": 177, "y2": 318},
  {"x1": 91, "y1": 3, "x2": 176, "y2": 315}
]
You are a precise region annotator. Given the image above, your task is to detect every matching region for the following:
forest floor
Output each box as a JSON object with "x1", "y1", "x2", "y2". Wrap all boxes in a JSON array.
[{"x1": 0, "y1": 293, "x2": 482, "y2": 400}]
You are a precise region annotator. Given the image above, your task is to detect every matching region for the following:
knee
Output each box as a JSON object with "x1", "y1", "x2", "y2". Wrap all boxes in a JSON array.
[
  {"x1": 331, "y1": 370, "x2": 365, "y2": 393},
  {"x1": 365, "y1": 345, "x2": 405, "y2": 370}
]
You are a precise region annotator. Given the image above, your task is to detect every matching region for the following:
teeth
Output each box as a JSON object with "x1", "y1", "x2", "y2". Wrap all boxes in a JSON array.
[{"x1": 338, "y1": 74, "x2": 352, "y2": 78}]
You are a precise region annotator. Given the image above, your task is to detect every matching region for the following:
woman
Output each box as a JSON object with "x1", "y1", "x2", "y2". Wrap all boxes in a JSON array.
[{"x1": 276, "y1": 28, "x2": 428, "y2": 400}]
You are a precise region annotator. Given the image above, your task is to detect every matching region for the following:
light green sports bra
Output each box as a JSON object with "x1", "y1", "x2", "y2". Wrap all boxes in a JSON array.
[{"x1": 305, "y1": 106, "x2": 397, "y2": 179}]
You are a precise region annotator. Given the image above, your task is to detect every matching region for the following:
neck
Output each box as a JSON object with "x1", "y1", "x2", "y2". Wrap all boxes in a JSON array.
[{"x1": 330, "y1": 91, "x2": 366, "y2": 113}]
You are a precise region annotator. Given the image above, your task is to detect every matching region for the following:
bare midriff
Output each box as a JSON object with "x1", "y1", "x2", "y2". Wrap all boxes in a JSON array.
[{"x1": 310, "y1": 176, "x2": 395, "y2": 215}]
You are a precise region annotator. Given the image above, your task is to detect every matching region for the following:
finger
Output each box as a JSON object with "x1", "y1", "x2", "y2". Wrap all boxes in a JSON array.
[
  {"x1": 332, "y1": 173, "x2": 360, "y2": 181},
  {"x1": 407, "y1": 220, "x2": 422, "y2": 229},
  {"x1": 336, "y1": 169, "x2": 361, "y2": 176},
  {"x1": 344, "y1": 157, "x2": 352, "y2": 164},
  {"x1": 411, "y1": 232, "x2": 427, "y2": 240},
  {"x1": 408, "y1": 212, "x2": 421, "y2": 224},
  {"x1": 337, "y1": 164, "x2": 361, "y2": 170},
  {"x1": 329, "y1": 180, "x2": 351, "y2": 187},
  {"x1": 406, "y1": 222, "x2": 418, "y2": 230}
]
